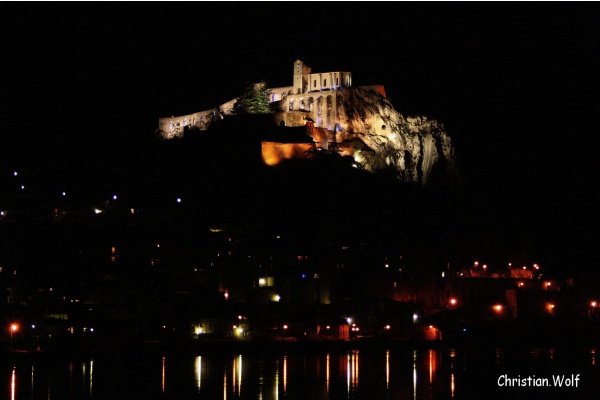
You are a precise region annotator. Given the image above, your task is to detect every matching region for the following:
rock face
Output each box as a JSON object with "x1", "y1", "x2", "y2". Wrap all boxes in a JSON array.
[{"x1": 334, "y1": 87, "x2": 457, "y2": 185}]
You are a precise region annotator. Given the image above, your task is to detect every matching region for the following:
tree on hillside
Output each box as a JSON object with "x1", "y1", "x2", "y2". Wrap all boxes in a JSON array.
[{"x1": 233, "y1": 82, "x2": 273, "y2": 114}]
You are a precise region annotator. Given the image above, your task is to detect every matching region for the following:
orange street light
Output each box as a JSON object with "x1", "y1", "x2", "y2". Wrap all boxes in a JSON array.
[{"x1": 9, "y1": 323, "x2": 19, "y2": 347}]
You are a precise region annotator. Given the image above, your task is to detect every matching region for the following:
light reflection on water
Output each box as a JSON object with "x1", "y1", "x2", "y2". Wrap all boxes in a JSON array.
[{"x1": 2, "y1": 346, "x2": 599, "y2": 399}]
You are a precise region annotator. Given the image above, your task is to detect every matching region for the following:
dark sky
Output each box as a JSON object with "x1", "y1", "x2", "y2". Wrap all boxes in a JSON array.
[{"x1": 1, "y1": 3, "x2": 599, "y2": 276}]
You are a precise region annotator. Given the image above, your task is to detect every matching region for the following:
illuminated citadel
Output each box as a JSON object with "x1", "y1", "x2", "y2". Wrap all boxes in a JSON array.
[{"x1": 158, "y1": 60, "x2": 456, "y2": 184}]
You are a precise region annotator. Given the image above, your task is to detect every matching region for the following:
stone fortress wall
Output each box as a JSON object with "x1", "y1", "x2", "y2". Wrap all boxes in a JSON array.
[{"x1": 157, "y1": 60, "x2": 380, "y2": 142}]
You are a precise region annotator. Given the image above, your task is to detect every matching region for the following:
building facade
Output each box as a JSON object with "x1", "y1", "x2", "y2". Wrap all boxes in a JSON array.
[{"x1": 157, "y1": 60, "x2": 371, "y2": 141}]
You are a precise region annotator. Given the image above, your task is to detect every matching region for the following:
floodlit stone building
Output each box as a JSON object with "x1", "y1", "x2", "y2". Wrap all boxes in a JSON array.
[
  {"x1": 157, "y1": 59, "x2": 456, "y2": 186},
  {"x1": 157, "y1": 59, "x2": 381, "y2": 140}
]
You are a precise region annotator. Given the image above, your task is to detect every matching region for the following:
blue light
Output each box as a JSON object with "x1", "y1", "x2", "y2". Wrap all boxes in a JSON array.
[{"x1": 301, "y1": 274, "x2": 306, "y2": 279}]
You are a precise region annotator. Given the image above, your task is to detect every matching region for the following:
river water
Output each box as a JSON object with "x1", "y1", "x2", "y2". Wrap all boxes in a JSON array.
[{"x1": 1, "y1": 344, "x2": 598, "y2": 399}]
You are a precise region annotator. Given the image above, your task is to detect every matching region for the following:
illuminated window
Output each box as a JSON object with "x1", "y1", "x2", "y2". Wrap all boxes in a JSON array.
[{"x1": 259, "y1": 277, "x2": 275, "y2": 287}]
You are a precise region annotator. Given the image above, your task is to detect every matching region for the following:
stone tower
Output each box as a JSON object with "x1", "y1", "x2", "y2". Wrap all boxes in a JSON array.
[{"x1": 293, "y1": 59, "x2": 311, "y2": 95}]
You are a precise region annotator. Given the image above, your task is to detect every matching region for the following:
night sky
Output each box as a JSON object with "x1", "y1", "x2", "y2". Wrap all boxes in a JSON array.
[{"x1": 1, "y1": 4, "x2": 599, "y2": 278}]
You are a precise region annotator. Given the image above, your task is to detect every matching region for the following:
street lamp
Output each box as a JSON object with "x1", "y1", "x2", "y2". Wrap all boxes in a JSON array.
[{"x1": 9, "y1": 323, "x2": 19, "y2": 348}]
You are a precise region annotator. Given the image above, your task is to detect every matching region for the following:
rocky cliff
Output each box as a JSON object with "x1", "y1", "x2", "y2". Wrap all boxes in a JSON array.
[{"x1": 335, "y1": 87, "x2": 457, "y2": 185}]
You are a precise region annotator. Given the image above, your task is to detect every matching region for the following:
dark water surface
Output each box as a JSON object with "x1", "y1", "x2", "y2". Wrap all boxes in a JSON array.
[{"x1": 1, "y1": 344, "x2": 599, "y2": 399}]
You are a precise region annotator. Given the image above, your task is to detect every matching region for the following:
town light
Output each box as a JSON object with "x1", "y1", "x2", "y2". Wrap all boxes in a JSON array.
[
  {"x1": 591, "y1": 301, "x2": 597, "y2": 308},
  {"x1": 283, "y1": 324, "x2": 288, "y2": 330},
  {"x1": 449, "y1": 297, "x2": 457, "y2": 307},
  {"x1": 9, "y1": 323, "x2": 18, "y2": 347},
  {"x1": 493, "y1": 304, "x2": 503, "y2": 313},
  {"x1": 546, "y1": 303, "x2": 555, "y2": 312},
  {"x1": 384, "y1": 325, "x2": 391, "y2": 330}
]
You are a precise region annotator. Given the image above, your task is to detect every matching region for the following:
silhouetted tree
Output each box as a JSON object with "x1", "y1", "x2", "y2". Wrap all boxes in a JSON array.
[{"x1": 233, "y1": 82, "x2": 273, "y2": 114}]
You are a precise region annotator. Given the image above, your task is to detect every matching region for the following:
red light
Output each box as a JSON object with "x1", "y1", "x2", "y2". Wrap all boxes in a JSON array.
[{"x1": 10, "y1": 323, "x2": 18, "y2": 333}]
